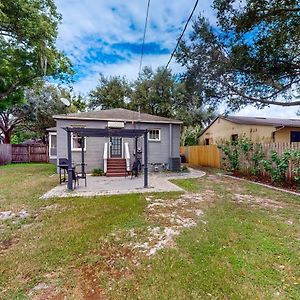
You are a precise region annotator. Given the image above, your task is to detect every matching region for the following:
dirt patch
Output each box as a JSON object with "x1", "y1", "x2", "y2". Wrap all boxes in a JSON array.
[
  {"x1": 0, "y1": 237, "x2": 19, "y2": 253},
  {"x1": 73, "y1": 244, "x2": 137, "y2": 299},
  {"x1": 74, "y1": 266, "x2": 107, "y2": 300},
  {"x1": 127, "y1": 192, "x2": 213, "y2": 256},
  {"x1": 234, "y1": 194, "x2": 284, "y2": 209}
]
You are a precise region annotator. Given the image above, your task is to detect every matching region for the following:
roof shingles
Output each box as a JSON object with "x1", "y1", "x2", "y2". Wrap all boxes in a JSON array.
[{"x1": 53, "y1": 108, "x2": 182, "y2": 124}]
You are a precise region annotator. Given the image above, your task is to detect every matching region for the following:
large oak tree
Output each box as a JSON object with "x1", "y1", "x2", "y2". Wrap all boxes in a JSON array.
[
  {"x1": 176, "y1": 0, "x2": 300, "y2": 110},
  {"x1": 0, "y1": 0, "x2": 72, "y2": 105}
]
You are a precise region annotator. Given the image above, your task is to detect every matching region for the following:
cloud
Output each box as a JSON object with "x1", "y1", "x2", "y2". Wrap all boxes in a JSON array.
[
  {"x1": 232, "y1": 105, "x2": 299, "y2": 119},
  {"x1": 54, "y1": 0, "x2": 300, "y2": 118},
  {"x1": 55, "y1": 0, "x2": 214, "y2": 92},
  {"x1": 73, "y1": 53, "x2": 184, "y2": 94}
]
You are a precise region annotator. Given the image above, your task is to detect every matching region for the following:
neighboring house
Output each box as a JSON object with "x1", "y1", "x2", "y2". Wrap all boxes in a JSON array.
[
  {"x1": 199, "y1": 116, "x2": 300, "y2": 145},
  {"x1": 48, "y1": 108, "x2": 182, "y2": 174}
]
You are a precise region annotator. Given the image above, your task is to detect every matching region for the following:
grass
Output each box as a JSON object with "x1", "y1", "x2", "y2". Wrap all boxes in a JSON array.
[{"x1": 1, "y1": 164, "x2": 300, "y2": 299}]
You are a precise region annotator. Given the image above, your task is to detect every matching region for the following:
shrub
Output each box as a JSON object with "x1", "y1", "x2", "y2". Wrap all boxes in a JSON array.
[
  {"x1": 181, "y1": 165, "x2": 190, "y2": 173},
  {"x1": 261, "y1": 150, "x2": 291, "y2": 183},
  {"x1": 92, "y1": 168, "x2": 104, "y2": 176}
]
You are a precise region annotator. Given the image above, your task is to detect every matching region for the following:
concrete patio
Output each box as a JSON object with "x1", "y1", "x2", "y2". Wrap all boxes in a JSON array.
[{"x1": 41, "y1": 168, "x2": 205, "y2": 198}]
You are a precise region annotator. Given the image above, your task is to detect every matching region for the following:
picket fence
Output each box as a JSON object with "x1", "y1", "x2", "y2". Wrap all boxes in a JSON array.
[{"x1": 0, "y1": 144, "x2": 49, "y2": 165}]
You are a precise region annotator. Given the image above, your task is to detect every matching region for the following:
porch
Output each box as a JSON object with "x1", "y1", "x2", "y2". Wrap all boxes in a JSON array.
[{"x1": 64, "y1": 127, "x2": 149, "y2": 190}]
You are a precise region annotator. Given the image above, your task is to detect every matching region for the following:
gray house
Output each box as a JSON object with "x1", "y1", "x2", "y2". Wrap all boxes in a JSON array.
[{"x1": 48, "y1": 108, "x2": 182, "y2": 175}]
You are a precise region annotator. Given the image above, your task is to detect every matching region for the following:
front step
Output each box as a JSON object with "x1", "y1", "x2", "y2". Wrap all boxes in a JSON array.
[
  {"x1": 106, "y1": 172, "x2": 128, "y2": 177},
  {"x1": 106, "y1": 158, "x2": 127, "y2": 177}
]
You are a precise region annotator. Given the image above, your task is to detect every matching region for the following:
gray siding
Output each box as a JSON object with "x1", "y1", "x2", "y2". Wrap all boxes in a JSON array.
[{"x1": 55, "y1": 119, "x2": 181, "y2": 173}]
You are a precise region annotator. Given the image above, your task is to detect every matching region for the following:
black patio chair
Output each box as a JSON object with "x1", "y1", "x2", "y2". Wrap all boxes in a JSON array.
[
  {"x1": 75, "y1": 163, "x2": 87, "y2": 187},
  {"x1": 131, "y1": 160, "x2": 141, "y2": 179}
]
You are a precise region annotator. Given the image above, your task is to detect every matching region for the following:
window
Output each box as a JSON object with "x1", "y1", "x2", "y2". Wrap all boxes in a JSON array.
[
  {"x1": 72, "y1": 132, "x2": 86, "y2": 151},
  {"x1": 205, "y1": 138, "x2": 210, "y2": 145},
  {"x1": 148, "y1": 129, "x2": 161, "y2": 141},
  {"x1": 291, "y1": 131, "x2": 300, "y2": 142},
  {"x1": 49, "y1": 132, "x2": 57, "y2": 158}
]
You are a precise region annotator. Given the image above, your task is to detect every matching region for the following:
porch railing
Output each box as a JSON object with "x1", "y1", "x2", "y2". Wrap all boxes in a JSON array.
[
  {"x1": 103, "y1": 142, "x2": 108, "y2": 173},
  {"x1": 124, "y1": 142, "x2": 130, "y2": 171}
]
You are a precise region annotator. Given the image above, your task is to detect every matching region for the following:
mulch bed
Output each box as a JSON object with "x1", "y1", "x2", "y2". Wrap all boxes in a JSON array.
[{"x1": 228, "y1": 172, "x2": 300, "y2": 193}]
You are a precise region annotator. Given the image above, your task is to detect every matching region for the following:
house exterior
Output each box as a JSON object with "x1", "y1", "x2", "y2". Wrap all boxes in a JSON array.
[
  {"x1": 199, "y1": 116, "x2": 300, "y2": 145},
  {"x1": 48, "y1": 108, "x2": 182, "y2": 173}
]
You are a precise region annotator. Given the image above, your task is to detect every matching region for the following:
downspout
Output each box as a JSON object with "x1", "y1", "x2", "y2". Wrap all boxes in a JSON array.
[{"x1": 169, "y1": 123, "x2": 173, "y2": 157}]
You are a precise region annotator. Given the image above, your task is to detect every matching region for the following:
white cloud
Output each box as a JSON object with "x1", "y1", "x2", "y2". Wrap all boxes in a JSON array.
[
  {"x1": 232, "y1": 105, "x2": 299, "y2": 119},
  {"x1": 73, "y1": 53, "x2": 183, "y2": 94},
  {"x1": 54, "y1": 0, "x2": 300, "y2": 118}
]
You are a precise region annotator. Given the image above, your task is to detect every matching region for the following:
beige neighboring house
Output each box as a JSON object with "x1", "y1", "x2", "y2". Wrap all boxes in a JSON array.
[{"x1": 199, "y1": 116, "x2": 300, "y2": 145}]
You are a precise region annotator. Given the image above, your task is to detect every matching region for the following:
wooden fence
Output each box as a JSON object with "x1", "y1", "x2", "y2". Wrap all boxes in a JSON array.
[
  {"x1": 181, "y1": 142, "x2": 300, "y2": 182},
  {"x1": 180, "y1": 145, "x2": 221, "y2": 168},
  {"x1": 225, "y1": 142, "x2": 300, "y2": 181},
  {"x1": 0, "y1": 144, "x2": 12, "y2": 165},
  {"x1": 0, "y1": 144, "x2": 49, "y2": 165}
]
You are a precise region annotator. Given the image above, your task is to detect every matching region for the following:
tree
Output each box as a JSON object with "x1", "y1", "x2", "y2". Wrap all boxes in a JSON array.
[
  {"x1": 0, "y1": 82, "x2": 73, "y2": 144},
  {"x1": 88, "y1": 74, "x2": 131, "y2": 110},
  {"x1": 0, "y1": 0, "x2": 73, "y2": 105},
  {"x1": 174, "y1": 81, "x2": 216, "y2": 126},
  {"x1": 176, "y1": 0, "x2": 300, "y2": 110},
  {"x1": 0, "y1": 91, "x2": 26, "y2": 143},
  {"x1": 130, "y1": 67, "x2": 175, "y2": 118}
]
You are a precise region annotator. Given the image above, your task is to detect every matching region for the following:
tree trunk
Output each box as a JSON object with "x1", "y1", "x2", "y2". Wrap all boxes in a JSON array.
[{"x1": 2, "y1": 130, "x2": 11, "y2": 144}]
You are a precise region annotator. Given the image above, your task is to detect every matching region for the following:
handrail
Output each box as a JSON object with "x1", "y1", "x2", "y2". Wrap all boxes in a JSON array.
[
  {"x1": 124, "y1": 142, "x2": 130, "y2": 171},
  {"x1": 103, "y1": 142, "x2": 108, "y2": 173}
]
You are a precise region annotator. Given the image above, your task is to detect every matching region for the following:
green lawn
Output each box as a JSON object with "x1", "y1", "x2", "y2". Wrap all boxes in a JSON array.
[{"x1": 1, "y1": 164, "x2": 300, "y2": 299}]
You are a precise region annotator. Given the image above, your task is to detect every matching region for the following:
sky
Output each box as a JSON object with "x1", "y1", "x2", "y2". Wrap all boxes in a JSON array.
[{"x1": 54, "y1": 0, "x2": 299, "y2": 118}]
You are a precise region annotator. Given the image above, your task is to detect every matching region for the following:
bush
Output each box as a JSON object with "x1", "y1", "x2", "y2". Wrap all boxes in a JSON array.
[
  {"x1": 181, "y1": 165, "x2": 190, "y2": 173},
  {"x1": 92, "y1": 168, "x2": 104, "y2": 176},
  {"x1": 219, "y1": 138, "x2": 300, "y2": 187}
]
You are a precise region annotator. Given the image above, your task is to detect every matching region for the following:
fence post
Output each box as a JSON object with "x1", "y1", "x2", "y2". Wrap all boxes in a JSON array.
[{"x1": 28, "y1": 145, "x2": 31, "y2": 163}]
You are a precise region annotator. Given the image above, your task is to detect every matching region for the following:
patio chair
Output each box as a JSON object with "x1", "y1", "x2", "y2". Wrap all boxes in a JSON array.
[
  {"x1": 75, "y1": 163, "x2": 87, "y2": 187},
  {"x1": 131, "y1": 160, "x2": 140, "y2": 179}
]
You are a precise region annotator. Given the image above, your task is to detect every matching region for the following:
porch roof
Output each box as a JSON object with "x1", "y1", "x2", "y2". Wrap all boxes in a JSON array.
[{"x1": 63, "y1": 127, "x2": 147, "y2": 138}]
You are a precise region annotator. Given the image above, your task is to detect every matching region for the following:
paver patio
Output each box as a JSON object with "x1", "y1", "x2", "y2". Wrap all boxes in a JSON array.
[{"x1": 41, "y1": 168, "x2": 205, "y2": 198}]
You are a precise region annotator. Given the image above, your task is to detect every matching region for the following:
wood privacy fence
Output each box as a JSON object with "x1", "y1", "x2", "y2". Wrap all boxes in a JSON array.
[
  {"x1": 180, "y1": 145, "x2": 221, "y2": 168},
  {"x1": 0, "y1": 144, "x2": 48, "y2": 165},
  {"x1": 180, "y1": 142, "x2": 300, "y2": 181},
  {"x1": 225, "y1": 142, "x2": 300, "y2": 181},
  {"x1": 0, "y1": 144, "x2": 12, "y2": 165}
]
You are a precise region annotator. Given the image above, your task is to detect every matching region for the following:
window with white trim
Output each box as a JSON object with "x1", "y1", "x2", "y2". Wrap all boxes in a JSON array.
[
  {"x1": 72, "y1": 132, "x2": 86, "y2": 151},
  {"x1": 49, "y1": 132, "x2": 57, "y2": 158},
  {"x1": 148, "y1": 129, "x2": 161, "y2": 141}
]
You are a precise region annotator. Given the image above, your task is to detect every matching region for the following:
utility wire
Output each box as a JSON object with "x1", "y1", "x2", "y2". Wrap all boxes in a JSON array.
[
  {"x1": 139, "y1": 0, "x2": 151, "y2": 75},
  {"x1": 164, "y1": 0, "x2": 199, "y2": 72}
]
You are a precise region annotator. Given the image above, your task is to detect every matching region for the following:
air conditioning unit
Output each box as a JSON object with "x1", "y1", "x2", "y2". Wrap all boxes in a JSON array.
[{"x1": 168, "y1": 157, "x2": 181, "y2": 171}]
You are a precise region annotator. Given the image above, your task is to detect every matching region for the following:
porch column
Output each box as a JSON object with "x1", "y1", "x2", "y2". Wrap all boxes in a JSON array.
[
  {"x1": 81, "y1": 134, "x2": 85, "y2": 175},
  {"x1": 144, "y1": 130, "x2": 148, "y2": 188},
  {"x1": 67, "y1": 129, "x2": 73, "y2": 190},
  {"x1": 135, "y1": 136, "x2": 138, "y2": 163}
]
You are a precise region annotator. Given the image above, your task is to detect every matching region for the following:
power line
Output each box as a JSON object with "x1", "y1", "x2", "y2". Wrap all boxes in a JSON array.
[
  {"x1": 139, "y1": 0, "x2": 151, "y2": 74},
  {"x1": 164, "y1": 0, "x2": 199, "y2": 72}
]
